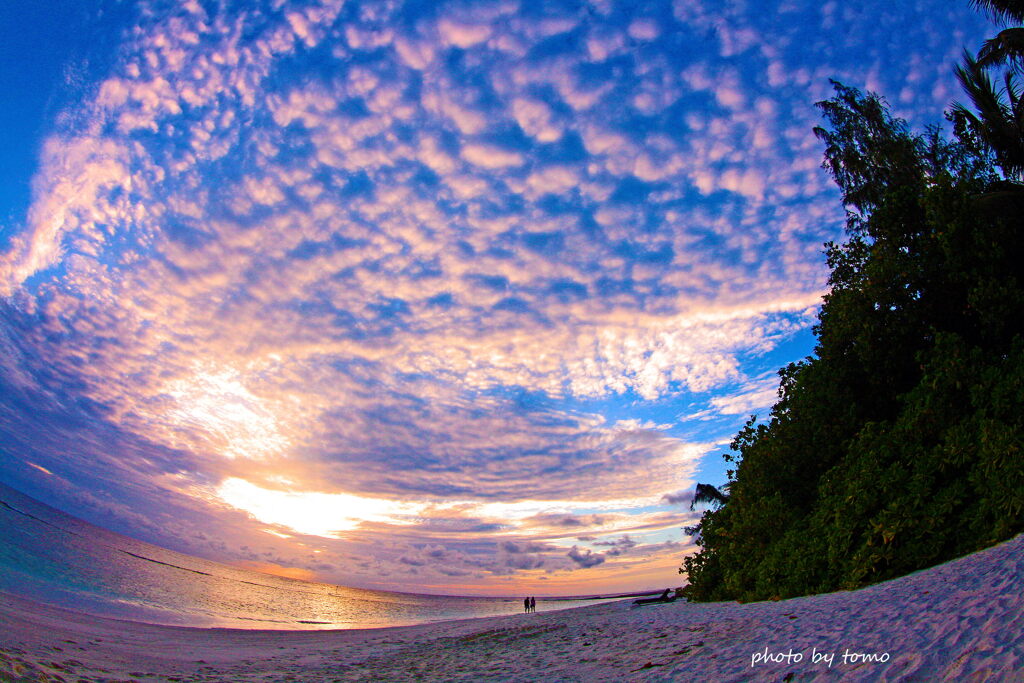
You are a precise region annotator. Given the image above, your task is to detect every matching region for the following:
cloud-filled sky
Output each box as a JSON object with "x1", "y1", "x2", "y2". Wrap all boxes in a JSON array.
[{"x1": 0, "y1": 0, "x2": 994, "y2": 595}]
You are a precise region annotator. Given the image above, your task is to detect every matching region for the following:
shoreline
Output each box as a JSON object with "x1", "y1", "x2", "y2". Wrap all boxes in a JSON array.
[{"x1": 2, "y1": 534, "x2": 1022, "y2": 681}]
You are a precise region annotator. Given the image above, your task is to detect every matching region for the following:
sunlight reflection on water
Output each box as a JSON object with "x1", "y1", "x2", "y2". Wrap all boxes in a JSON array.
[{"x1": 0, "y1": 485, "x2": 610, "y2": 629}]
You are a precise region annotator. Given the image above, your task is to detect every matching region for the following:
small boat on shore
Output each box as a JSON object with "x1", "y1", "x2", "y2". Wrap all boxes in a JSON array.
[{"x1": 633, "y1": 589, "x2": 678, "y2": 605}]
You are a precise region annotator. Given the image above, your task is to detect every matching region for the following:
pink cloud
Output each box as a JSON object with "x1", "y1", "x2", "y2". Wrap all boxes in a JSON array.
[
  {"x1": 437, "y1": 18, "x2": 492, "y2": 48},
  {"x1": 461, "y1": 143, "x2": 524, "y2": 169}
]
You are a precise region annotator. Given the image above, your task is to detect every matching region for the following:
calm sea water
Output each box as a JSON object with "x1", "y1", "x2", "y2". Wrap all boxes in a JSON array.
[{"x1": 0, "y1": 482, "x2": 616, "y2": 630}]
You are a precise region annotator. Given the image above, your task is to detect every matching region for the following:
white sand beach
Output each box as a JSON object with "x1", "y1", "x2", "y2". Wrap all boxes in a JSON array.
[{"x1": 2, "y1": 534, "x2": 1022, "y2": 682}]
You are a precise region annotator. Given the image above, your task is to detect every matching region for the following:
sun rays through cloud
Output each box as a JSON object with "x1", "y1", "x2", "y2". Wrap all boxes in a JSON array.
[{"x1": 163, "y1": 366, "x2": 293, "y2": 460}]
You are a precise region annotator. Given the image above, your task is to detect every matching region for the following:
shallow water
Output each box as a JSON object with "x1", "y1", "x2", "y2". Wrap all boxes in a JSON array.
[{"x1": 0, "y1": 483, "x2": 610, "y2": 630}]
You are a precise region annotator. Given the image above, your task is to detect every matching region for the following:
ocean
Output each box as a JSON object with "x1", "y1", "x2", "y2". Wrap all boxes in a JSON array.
[{"x1": 0, "y1": 482, "x2": 616, "y2": 630}]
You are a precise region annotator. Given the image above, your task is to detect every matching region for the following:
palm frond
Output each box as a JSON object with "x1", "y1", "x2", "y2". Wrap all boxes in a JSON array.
[
  {"x1": 953, "y1": 51, "x2": 1024, "y2": 178},
  {"x1": 970, "y1": 0, "x2": 1024, "y2": 25},
  {"x1": 1006, "y1": 70, "x2": 1022, "y2": 112},
  {"x1": 690, "y1": 482, "x2": 730, "y2": 510},
  {"x1": 977, "y1": 28, "x2": 1024, "y2": 70},
  {"x1": 956, "y1": 53, "x2": 1006, "y2": 121}
]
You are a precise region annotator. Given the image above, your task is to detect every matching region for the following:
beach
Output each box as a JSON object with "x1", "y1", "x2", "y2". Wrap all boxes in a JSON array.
[{"x1": 1, "y1": 534, "x2": 1022, "y2": 682}]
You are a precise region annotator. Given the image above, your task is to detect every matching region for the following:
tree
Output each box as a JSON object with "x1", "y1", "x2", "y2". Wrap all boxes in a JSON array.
[
  {"x1": 678, "y1": 80, "x2": 1023, "y2": 602},
  {"x1": 970, "y1": 0, "x2": 1024, "y2": 25},
  {"x1": 953, "y1": 53, "x2": 1024, "y2": 179},
  {"x1": 677, "y1": 0, "x2": 1024, "y2": 604},
  {"x1": 689, "y1": 482, "x2": 730, "y2": 511},
  {"x1": 813, "y1": 83, "x2": 925, "y2": 219},
  {"x1": 977, "y1": 27, "x2": 1024, "y2": 71}
]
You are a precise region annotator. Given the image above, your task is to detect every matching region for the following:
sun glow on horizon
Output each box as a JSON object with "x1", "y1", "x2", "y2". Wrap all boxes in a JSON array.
[
  {"x1": 217, "y1": 477, "x2": 422, "y2": 537},
  {"x1": 215, "y1": 477, "x2": 690, "y2": 542}
]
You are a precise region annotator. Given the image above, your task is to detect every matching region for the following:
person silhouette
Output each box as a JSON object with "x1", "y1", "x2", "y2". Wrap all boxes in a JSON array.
[
  {"x1": 530, "y1": 596, "x2": 536, "y2": 613},
  {"x1": 524, "y1": 597, "x2": 530, "y2": 613}
]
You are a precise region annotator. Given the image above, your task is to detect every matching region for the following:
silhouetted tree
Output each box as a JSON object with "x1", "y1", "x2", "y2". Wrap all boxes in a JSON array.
[
  {"x1": 689, "y1": 483, "x2": 730, "y2": 511},
  {"x1": 953, "y1": 53, "x2": 1024, "y2": 178},
  {"x1": 970, "y1": 0, "x2": 1024, "y2": 25},
  {"x1": 679, "y1": 78, "x2": 1024, "y2": 602}
]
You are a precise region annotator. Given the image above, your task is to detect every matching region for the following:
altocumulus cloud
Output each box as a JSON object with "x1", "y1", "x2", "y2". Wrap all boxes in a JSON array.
[{"x1": 0, "y1": 0, "x2": 993, "y2": 592}]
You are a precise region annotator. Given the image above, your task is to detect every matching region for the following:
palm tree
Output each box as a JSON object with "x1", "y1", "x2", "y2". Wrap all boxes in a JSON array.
[
  {"x1": 953, "y1": 52, "x2": 1024, "y2": 179},
  {"x1": 689, "y1": 482, "x2": 730, "y2": 511},
  {"x1": 977, "y1": 27, "x2": 1024, "y2": 71},
  {"x1": 970, "y1": 0, "x2": 1024, "y2": 24},
  {"x1": 971, "y1": 2, "x2": 1024, "y2": 72}
]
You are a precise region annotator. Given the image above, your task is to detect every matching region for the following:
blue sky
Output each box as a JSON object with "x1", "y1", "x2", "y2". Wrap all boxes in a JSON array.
[{"x1": 0, "y1": 0, "x2": 995, "y2": 595}]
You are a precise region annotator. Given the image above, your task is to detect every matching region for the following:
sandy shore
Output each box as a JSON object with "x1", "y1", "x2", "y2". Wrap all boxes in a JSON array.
[{"x1": 2, "y1": 534, "x2": 1022, "y2": 682}]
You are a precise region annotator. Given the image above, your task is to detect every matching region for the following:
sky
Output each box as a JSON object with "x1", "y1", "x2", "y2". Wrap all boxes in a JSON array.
[{"x1": 0, "y1": 0, "x2": 995, "y2": 596}]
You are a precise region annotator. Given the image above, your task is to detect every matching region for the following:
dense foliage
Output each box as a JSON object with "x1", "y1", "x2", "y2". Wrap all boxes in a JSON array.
[{"x1": 680, "y1": 8, "x2": 1024, "y2": 601}]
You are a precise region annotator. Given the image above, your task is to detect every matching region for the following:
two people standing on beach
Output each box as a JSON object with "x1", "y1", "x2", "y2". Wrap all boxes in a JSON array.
[{"x1": 523, "y1": 596, "x2": 536, "y2": 613}]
